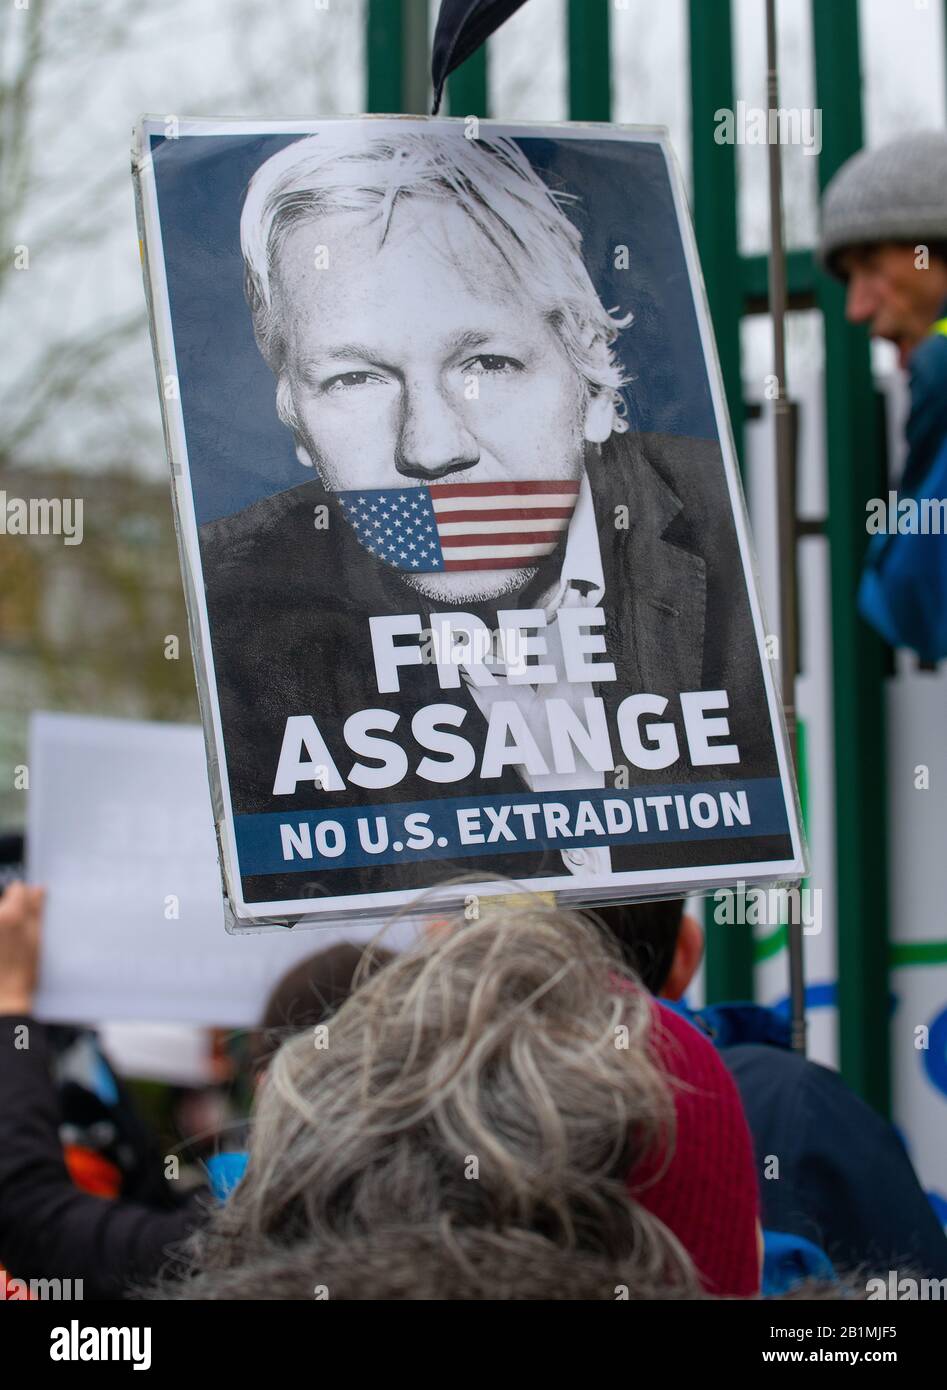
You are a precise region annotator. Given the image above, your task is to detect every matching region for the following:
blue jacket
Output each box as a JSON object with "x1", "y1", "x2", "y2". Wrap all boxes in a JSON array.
[
  {"x1": 903, "y1": 312, "x2": 947, "y2": 499},
  {"x1": 859, "y1": 310, "x2": 947, "y2": 661}
]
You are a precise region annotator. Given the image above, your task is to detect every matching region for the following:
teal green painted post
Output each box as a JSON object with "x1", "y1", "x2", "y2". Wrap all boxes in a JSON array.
[
  {"x1": 447, "y1": 47, "x2": 489, "y2": 119},
  {"x1": 688, "y1": 0, "x2": 744, "y2": 469},
  {"x1": 812, "y1": 0, "x2": 890, "y2": 1114},
  {"x1": 401, "y1": 0, "x2": 430, "y2": 114},
  {"x1": 567, "y1": 0, "x2": 611, "y2": 121},
  {"x1": 366, "y1": 0, "x2": 404, "y2": 112},
  {"x1": 689, "y1": 0, "x2": 753, "y2": 1002},
  {"x1": 367, "y1": 1, "x2": 428, "y2": 114}
]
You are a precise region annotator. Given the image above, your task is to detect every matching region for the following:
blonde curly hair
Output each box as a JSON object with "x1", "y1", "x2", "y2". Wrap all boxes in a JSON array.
[{"x1": 158, "y1": 898, "x2": 702, "y2": 1300}]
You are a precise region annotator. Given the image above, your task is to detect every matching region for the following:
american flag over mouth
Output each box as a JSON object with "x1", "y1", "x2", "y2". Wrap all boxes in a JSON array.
[{"x1": 336, "y1": 480, "x2": 580, "y2": 573}]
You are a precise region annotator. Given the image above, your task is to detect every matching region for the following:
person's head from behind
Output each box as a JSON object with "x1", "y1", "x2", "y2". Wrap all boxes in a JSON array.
[
  {"x1": 171, "y1": 901, "x2": 710, "y2": 1299},
  {"x1": 593, "y1": 897, "x2": 703, "y2": 999},
  {"x1": 240, "y1": 128, "x2": 630, "y2": 604},
  {"x1": 252, "y1": 941, "x2": 394, "y2": 1077}
]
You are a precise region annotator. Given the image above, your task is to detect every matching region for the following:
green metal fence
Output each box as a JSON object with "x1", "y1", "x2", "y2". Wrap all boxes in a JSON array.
[{"x1": 360, "y1": 0, "x2": 938, "y2": 1114}]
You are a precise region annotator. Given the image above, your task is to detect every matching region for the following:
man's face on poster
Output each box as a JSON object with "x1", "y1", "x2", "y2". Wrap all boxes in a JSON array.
[{"x1": 269, "y1": 197, "x2": 613, "y2": 603}]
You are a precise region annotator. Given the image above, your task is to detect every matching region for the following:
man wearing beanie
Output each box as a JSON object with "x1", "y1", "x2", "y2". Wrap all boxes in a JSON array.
[{"x1": 820, "y1": 131, "x2": 947, "y2": 660}]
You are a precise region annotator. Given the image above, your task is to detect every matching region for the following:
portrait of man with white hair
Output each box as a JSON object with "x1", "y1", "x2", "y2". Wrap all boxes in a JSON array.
[{"x1": 138, "y1": 119, "x2": 800, "y2": 917}]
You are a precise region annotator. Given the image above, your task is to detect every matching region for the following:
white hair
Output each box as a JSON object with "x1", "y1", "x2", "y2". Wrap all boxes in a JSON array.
[{"x1": 239, "y1": 126, "x2": 632, "y2": 433}]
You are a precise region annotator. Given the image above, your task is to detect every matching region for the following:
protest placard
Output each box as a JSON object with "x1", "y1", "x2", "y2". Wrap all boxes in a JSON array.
[
  {"x1": 134, "y1": 117, "x2": 805, "y2": 929},
  {"x1": 26, "y1": 713, "x2": 417, "y2": 1021}
]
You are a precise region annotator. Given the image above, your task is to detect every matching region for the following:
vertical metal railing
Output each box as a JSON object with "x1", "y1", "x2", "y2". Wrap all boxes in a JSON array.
[
  {"x1": 688, "y1": 0, "x2": 755, "y2": 1005},
  {"x1": 366, "y1": 0, "x2": 429, "y2": 114},
  {"x1": 688, "y1": 0, "x2": 745, "y2": 469},
  {"x1": 812, "y1": 0, "x2": 890, "y2": 1115},
  {"x1": 366, "y1": 0, "x2": 404, "y2": 112},
  {"x1": 365, "y1": 0, "x2": 905, "y2": 1109},
  {"x1": 567, "y1": 0, "x2": 611, "y2": 121},
  {"x1": 446, "y1": 42, "x2": 488, "y2": 116}
]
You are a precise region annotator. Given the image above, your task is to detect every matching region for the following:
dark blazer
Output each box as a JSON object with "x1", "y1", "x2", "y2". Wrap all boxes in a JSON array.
[
  {"x1": 199, "y1": 431, "x2": 793, "y2": 904},
  {"x1": 725, "y1": 1042, "x2": 947, "y2": 1277}
]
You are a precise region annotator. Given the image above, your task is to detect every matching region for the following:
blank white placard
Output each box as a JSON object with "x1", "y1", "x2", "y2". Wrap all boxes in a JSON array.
[{"x1": 26, "y1": 713, "x2": 417, "y2": 1027}]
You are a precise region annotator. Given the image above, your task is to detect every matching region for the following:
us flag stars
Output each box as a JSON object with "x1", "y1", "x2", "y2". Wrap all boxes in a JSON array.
[{"x1": 337, "y1": 488, "x2": 445, "y2": 571}]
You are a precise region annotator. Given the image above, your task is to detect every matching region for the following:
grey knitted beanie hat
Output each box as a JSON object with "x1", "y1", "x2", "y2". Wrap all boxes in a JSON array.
[{"x1": 819, "y1": 131, "x2": 947, "y2": 278}]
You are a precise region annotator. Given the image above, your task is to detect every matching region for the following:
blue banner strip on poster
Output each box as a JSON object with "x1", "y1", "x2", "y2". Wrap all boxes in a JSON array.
[{"x1": 233, "y1": 778, "x2": 790, "y2": 877}]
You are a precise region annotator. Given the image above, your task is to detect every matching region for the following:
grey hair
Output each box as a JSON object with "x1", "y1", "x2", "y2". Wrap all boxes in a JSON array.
[
  {"x1": 240, "y1": 127, "x2": 632, "y2": 435},
  {"x1": 153, "y1": 898, "x2": 704, "y2": 1300}
]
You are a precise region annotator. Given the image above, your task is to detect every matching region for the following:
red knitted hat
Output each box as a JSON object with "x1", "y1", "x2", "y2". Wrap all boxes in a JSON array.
[{"x1": 626, "y1": 1000, "x2": 761, "y2": 1297}]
